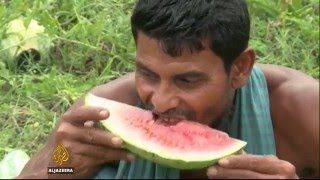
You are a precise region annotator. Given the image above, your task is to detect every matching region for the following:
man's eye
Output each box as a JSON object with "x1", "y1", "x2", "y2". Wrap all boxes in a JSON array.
[
  {"x1": 178, "y1": 77, "x2": 198, "y2": 84},
  {"x1": 143, "y1": 71, "x2": 153, "y2": 77},
  {"x1": 140, "y1": 70, "x2": 156, "y2": 78}
]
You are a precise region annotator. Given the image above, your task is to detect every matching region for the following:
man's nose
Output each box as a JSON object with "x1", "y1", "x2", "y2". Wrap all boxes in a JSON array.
[{"x1": 151, "y1": 82, "x2": 179, "y2": 114}]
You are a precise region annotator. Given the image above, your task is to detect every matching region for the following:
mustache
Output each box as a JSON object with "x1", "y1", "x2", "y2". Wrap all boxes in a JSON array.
[{"x1": 142, "y1": 103, "x2": 196, "y2": 121}]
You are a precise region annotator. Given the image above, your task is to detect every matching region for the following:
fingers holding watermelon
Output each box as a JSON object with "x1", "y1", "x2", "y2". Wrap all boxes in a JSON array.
[
  {"x1": 49, "y1": 105, "x2": 136, "y2": 178},
  {"x1": 206, "y1": 153, "x2": 298, "y2": 179},
  {"x1": 58, "y1": 139, "x2": 135, "y2": 162},
  {"x1": 61, "y1": 105, "x2": 110, "y2": 126},
  {"x1": 56, "y1": 119, "x2": 124, "y2": 149}
]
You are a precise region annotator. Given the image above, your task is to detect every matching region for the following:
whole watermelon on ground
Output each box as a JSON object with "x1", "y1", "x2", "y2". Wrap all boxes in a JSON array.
[{"x1": 85, "y1": 93, "x2": 247, "y2": 170}]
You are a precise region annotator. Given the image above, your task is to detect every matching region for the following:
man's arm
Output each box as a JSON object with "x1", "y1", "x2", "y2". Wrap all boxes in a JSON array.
[
  {"x1": 68, "y1": 72, "x2": 138, "y2": 111},
  {"x1": 259, "y1": 64, "x2": 319, "y2": 178}
]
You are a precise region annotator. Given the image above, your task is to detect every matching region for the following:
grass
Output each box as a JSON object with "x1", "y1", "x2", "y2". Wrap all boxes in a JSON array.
[{"x1": 0, "y1": 0, "x2": 319, "y2": 160}]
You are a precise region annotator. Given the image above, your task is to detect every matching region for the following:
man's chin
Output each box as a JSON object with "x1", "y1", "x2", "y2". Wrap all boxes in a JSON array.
[{"x1": 209, "y1": 105, "x2": 235, "y2": 131}]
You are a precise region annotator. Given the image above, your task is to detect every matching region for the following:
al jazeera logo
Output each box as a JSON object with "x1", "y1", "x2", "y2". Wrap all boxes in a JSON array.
[{"x1": 47, "y1": 144, "x2": 74, "y2": 174}]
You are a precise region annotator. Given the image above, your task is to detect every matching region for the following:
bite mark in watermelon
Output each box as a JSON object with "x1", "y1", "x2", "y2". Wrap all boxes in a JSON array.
[{"x1": 85, "y1": 93, "x2": 247, "y2": 170}]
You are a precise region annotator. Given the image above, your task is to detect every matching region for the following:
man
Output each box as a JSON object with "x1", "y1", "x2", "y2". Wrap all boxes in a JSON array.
[{"x1": 17, "y1": 0, "x2": 318, "y2": 179}]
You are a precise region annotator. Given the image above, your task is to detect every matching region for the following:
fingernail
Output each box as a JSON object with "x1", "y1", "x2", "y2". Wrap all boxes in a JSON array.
[
  {"x1": 208, "y1": 167, "x2": 217, "y2": 176},
  {"x1": 111, "y1": 137, "x2": 122, "y2": 146},
  {"x1": 99, "y1": 110, "x2": 108, "y2": 118},
  {"x1": 219, "y1": 159, "x2": 229, "y2": 166},
  {"x1": 127, "y1": 154, "x2": 135, "y2": 161},
  {"x1": 84, "y1": 121, "x2": 94, "y2": 127}
]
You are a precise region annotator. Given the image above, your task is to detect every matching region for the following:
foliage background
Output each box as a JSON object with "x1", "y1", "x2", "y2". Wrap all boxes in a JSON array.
[{"x1": 0, "y1": 0, "x2": 319, "y2": 160}]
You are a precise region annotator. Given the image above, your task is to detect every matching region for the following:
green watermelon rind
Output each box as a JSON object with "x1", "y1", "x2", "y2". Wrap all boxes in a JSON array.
[
  {"x1": 121, "y1": 137, "x2": 245, "y2": 170},
  {"x1": 84, "y1": 93, "x2": 247, "y2": 170}
]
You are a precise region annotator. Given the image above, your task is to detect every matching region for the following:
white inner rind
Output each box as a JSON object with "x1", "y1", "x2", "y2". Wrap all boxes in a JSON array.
[{"x1": 85, "y1": 93, "x2": 247, "y2": 162}]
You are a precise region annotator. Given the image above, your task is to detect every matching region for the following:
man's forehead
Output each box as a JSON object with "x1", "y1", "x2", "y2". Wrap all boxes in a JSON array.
[
  {"x1": 135, "y1": 32, "x2": 227, "y2": 75},
  {"x1": 135, "y1": 57, "x2": 223, "y2": 83}
]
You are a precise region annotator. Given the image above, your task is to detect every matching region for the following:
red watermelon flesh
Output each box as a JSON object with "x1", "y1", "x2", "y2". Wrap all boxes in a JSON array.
[{"x1": 85, "y1": 93, "x2": 247, "y2": 169}]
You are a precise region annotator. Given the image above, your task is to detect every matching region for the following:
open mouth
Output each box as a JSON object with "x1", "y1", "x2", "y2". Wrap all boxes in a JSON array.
[{"x1": 152, "y1": 113, "x2": 185, "y2": 126}]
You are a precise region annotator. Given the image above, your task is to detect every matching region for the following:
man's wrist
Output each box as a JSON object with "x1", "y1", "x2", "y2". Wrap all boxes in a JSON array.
[{"x1": 15, "y1": 169, "x2": 48, "y2": 179}]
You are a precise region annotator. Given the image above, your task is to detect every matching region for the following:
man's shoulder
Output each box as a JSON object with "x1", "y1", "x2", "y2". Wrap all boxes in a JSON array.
[
  {"x1": 258, "y1": 64, "x2": 319, "y2": 108},
  {"x1": 257, "y1": 64, "x2": 319, "y2": 178},
  {"x1": 90, "y1": 72, "x2": 139, "y2": 105},
  {"x1": 256, "y1": 63, "x2": 318, "y2": 91},
  {"x1": 256, "y1": 63, "x2": 318, "y2": 121}
]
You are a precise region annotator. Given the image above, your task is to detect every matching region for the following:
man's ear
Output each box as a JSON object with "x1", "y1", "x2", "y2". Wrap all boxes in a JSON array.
[{"x1": 230, "y1": 48, "x2": 256, "y2": 89}]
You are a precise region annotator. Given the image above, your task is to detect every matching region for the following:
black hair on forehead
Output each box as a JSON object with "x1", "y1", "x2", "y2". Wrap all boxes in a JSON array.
[{"x1": 131, "y1": 0, "x2": 251, "y2": 73}]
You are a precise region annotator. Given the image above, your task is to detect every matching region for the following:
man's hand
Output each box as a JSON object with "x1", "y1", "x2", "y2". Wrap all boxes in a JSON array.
[
  {"x1": 207, "y1": 151, "x2": 298, "y2": 179},
  {"x1": 17, "y1": 105, "x2": 135, "y2": 179},
  {"x1": 49, "y1": 105, "x2": 135, "y2": 178}
]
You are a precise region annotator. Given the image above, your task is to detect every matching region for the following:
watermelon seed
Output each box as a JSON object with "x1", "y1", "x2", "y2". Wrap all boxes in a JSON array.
[
  {"x1": 152, "y1": 113, "x2": 159, "y2": 120},
  {"x1": 149, "y1": 131, "x2": 157, "y2": 139}
]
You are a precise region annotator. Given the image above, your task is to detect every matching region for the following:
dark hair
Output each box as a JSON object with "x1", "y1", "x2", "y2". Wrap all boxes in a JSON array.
[{"x1": 131, "y1": 0, "x2": 251, "y2": 73}]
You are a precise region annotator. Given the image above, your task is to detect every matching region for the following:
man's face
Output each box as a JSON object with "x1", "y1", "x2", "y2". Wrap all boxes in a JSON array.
[{"x1": 134, "y1": 32, "x2": 235, "y2": 127}]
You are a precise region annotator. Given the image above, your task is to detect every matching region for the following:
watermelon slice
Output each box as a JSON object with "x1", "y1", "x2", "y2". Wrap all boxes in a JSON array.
[{"x1": 85, "y1": 93, "x2": 247, "y2": 170}]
